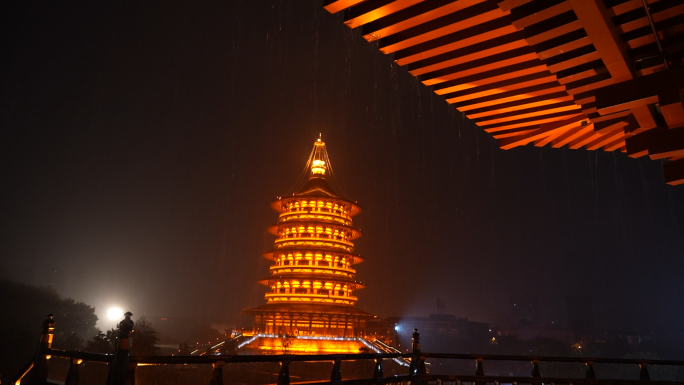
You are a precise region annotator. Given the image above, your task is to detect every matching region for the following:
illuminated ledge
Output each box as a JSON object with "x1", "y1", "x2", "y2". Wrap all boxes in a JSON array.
[
  {"x1": 278, "y1": 212, "x2": 352, "y2": 226},
  {"x1": 265, "y1": 295, "x2": 358, "y2": 304},
  {"x1": 238, "y1": 334, "x2": 366, "y2": 354},
  {"x1": 270, "y1": 192, "x2": 363, "y2": 217},
  {"x1": 262, "y1": 249, "x2": 364, "y2": 264},
  {"x1": 243, "y1": 303, "x2": 376, "y2": 318},
  {"x1": 258, "y1": 273, "x2": 365, "y2": 288},
  {"x1": 268, "y1": 221, "x2": 362, "y2": 240},
  {"x1": 274, "y1": 239, "x2": 354, "y2": 251},
  {"x1": 268, "y1": 266, "x2": 357, "y2": 275}
]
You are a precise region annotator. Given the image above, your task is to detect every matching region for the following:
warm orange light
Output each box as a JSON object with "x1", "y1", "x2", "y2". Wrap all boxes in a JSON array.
[
  {"x1": 245, "y1": 138, "x2": 373, "y2": 338},
  {"x1": 312, "y1": 159, "x2": 326, "y2": 175}
]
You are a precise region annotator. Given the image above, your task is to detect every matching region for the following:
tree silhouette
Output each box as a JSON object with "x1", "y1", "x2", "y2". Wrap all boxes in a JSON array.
[{"x1": 130, "y1": 316, "x2": 160, "y2": 356}]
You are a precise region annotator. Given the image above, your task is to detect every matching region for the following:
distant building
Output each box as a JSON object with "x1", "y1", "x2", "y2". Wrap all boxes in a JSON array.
[
  {"x1": 368, "y1": 314, "x2": 490, "y2": 353},
  {"x1": 492, "y1": 327, "x2": 574, "y2": 343}
]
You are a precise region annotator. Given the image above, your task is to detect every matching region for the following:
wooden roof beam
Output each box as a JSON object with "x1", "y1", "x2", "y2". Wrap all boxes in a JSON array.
[
  {"x1": 465, "y1": 91, "x2": 572, "y2": 118},
  {"x1": 433, "y1": 60, "x2": 548, "y2": 94},
  {"x1": 421, "y1": 47, "x2": 540, "y2": 85},
  {"x1": 482, "y1": 110, "x2": 582, "y2": 132},
  {"x1": 474, "y1": 101, "x2": 579, "y2": 124},
  {"x1": 648, "y1": 126, "x2": 684, "y2": 159},
  {"x1": 603, "y1": 135, "x2": 630, "y2": 151},
  {"x1": 569, "y1": 130, "x2": 604, "y2": 149},
  {"x1": 378, "y1": 1, "x2": 509, "y2": 53},
  {"x1": 595, "y1": 69, "x2": 684, "y2": 129},
  {"x1": 555, "y1": 59, "x2": 605, "y2": 84},
  {"x1": 498, "y1": 0, "x2": 533, "y2": 12},
  {"x1": 567, "y1": 0, "x2": 634, "y2": 82},
  {"x1": 552, "y1": 122, "x2": 594, "y2": 147},
  {"x1": 324, "y1": 0, "x2": 366, "y2": 14},
  {"x1": 586, "y1": 127, "x2": 626, "y2": 150},
  {"x1": 344, "y1": 0, "x2": 426, "y2": 29},
  {"x1": 629, "y1": 105, "x2": 658, "y2": 133},
  {"x1": 523, "y1": 11, "x2": 583, "y2": 45},
  {"x1": 394, "y1": 17, "x2": 517, "y2": 64},
  {"x1": 453, "y1": 83, "x2": 566, "y2": 111},
  {"x1": 664, "y1": 158, "x2": 684, "y2": 185},
  {"x1": 361, "y1": 0, "x2": 489, "y2": 41},
  {"x1": 534, "y1": 29, "x2": 592, "y2": 59},
  {"x1": 608, "y1": 0, "x2": 660, "y2": 18},
  {"x1": 404, "y1": 31, "x2": 527, "y2": 69},
  {"x1": 546, "y1": 45, "x2": 601, "y2": 73},
  {"x1": 443, "y1": 71, "x2": 557, "y2": 103},
  {"x1": 510, "y1": 0, "x2": 572, "y2": 29},
  {"x1": 497, "y1": 114, "x2": 587, "y2": 149},
  {"x1": 492, "y1": 127, "x2": 538, "y2": 139},
  {"x1": 624, "y1": 126, "x2": 669, "y2": 157},
  {"x1": 614, "y1": 0, "x2": 683, "y2": 34},
  {"x1": 564, "y1": 71, "x2": 615, "y2": 95}
]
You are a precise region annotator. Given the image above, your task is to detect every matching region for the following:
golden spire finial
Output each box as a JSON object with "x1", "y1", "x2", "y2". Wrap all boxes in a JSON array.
[{"x1": 311, "y1": 135, "x2": 327, "y2": 176}]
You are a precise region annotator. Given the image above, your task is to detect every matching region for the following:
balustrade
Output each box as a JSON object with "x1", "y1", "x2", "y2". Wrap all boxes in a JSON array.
[{"x1": 14, "y1": 317, "x2": 684, "y2": 385}]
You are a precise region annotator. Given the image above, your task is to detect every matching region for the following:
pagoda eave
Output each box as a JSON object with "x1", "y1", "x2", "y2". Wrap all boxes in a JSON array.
[
  {"x1": 266, "y1": 221, "x2": 362, "y2": 239},
  {"x1": 262, "y1": 249, "x2": 364, "y2": 264},
  {"x1": 270, "y1": 196, "x2": 363, "y2": 217},
  {"x1": 242, "y1": 303, "x2": 376, "y2": 319},
  {"x1": 257, "y1": 274, "x2": 366, "y2": 288}
]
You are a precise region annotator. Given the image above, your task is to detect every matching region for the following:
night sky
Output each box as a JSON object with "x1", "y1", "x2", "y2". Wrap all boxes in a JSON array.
[{"x1": 2, "y1": 1, "x2": 684, "y2": 332}]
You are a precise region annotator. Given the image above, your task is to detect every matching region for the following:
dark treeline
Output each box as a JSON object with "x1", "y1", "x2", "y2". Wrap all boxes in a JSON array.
[{"x1": 0, "y1": 279, "x2": 161, "y2": 381}]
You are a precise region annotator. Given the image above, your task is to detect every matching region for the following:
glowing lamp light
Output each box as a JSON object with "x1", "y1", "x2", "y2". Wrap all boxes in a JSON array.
[
  {"x1": 394, "y1": 325, "x2": 400, "y2": 331},
  {"x1": 311, "y1": 159, "x2": 326, "y2": 175},
  {"x1": 108, "y1": 307, "x2": 124, "y2": 320}
]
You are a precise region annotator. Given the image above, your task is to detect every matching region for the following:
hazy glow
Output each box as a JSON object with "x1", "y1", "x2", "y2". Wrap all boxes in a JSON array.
[{"x1": 108, "y1": 307, "x2": 124, "y2": 320}]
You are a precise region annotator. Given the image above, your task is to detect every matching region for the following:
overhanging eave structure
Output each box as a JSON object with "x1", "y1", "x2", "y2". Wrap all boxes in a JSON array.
[{"x1": 324, "y1": 0, "x2": 684, "y2": 185}]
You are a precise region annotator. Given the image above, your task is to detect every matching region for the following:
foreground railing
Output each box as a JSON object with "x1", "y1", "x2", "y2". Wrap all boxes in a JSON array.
[{"x1": 14, "y1": 315, "x2": 684, "y2": 385}]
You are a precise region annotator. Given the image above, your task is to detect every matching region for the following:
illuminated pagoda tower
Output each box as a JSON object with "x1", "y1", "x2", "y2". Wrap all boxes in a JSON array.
[{"x1": 244, "y1": 137, "x2": 374, "y2": 343}]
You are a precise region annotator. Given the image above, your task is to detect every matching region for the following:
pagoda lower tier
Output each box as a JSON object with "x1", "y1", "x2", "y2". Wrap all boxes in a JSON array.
[{"x1": 244, "y1": 303, "x2": 374, "y2": 337}]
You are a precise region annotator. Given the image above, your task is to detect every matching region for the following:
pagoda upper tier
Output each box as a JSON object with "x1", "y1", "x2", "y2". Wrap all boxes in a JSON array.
[{"x1": 263, "y1": 139, "x2": 365, "y2": 307}]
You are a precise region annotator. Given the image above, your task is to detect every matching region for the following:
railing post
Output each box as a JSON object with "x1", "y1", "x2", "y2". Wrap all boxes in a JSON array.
[
  {"x1": 330, "y1": 358, "x2": 342, "y2": 382},
  {"x1": 277, "y1": 360, "x2": 290, "y2": 385},
  {"x1": 475, "y1": 357, "x2": 485, "y2": 385},
  {"x1": 209, "y1": 360, "x2": 224, "y2": 385},
  {"x1": 126, "y1": 362, "x2": 137, "y2": 385},
  {"x1": 374, "y1": 358, "x2": 384, "y2": 379},
  {"x1": 639, "y1": 363, "x2": 650, "y2": 381},
  {"x1": 585, "y1": 361, "x2": 596, "y2": 379},
  {"x1": 409, "y1": 329, "x2": 426, "y2": 385},
  {"x1": 409, "y1": 329, "x2": 426, "y2": 375},
  {"x1": 65, "y1": 357, "x2": 82, "y2": 385},
  {"x1": 475, "y1": 357, "x2": 484, "y2": 376},
  {"x1": 28, "y1": 313, "x2": 55, "y2": 385},
  {"x1": 106, "y1": 311, "x2": 135, "y2": 385},
  {"x1": 531, "y1": 359, "x2": 541, "y2": 377}
]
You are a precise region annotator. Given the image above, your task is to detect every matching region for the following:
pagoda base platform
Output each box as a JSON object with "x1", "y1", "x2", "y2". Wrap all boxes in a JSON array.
[{"x1": 237, "y1": 334, "x2": 370, "y2": 355}]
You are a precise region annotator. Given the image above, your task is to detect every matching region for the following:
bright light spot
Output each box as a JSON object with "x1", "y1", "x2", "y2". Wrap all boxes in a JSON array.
[
  {"x1": 108, "y1": 307, "x2": 124, "y2": 320},
  {"x1": 394, "y1": 325, "x2": 400, "y2": 331}
]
